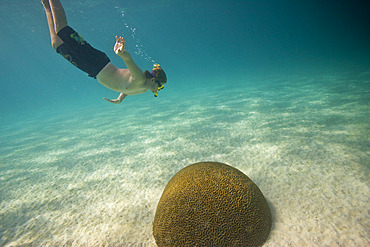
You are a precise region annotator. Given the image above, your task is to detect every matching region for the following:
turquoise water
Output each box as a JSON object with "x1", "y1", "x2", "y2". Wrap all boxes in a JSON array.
[{"x1": 1, "y1": 0, "x2": 369, "y2": 246}]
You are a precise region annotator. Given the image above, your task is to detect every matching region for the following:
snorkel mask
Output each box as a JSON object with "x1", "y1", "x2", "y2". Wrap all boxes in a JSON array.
[{"x1": 151, "y1": 64, "x2": 165, "y2": 97}]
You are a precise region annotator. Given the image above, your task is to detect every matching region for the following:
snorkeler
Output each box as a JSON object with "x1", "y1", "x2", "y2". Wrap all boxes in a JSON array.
[{"x1": 41, "y1": 0, "x2": 167, "y2": 104}]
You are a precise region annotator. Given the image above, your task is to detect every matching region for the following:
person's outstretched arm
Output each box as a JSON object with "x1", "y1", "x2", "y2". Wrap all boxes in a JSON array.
[
  {"x1": 103, "y1": 92, "x2": 127, "y2": 104},
  {"x1": 114, "y1": 36, "x2": 145, "y2": 81}
]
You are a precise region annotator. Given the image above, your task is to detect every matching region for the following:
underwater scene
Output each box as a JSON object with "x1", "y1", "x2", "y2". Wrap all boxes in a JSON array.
[{"x1": 0, "y1": 0, "x2": 369, "y2": 246}]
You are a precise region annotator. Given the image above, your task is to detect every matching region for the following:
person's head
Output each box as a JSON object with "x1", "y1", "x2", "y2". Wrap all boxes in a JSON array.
[{"x1": 144, "y1": 64, "x2": 167, "y2": 97}]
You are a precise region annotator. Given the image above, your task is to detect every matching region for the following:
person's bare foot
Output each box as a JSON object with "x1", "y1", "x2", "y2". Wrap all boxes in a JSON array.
[{"x1": 41, "y1": 0, "x2": 51, "y2": 10}]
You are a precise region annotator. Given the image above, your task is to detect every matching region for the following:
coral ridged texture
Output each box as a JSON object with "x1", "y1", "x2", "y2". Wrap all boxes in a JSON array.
[{"x1": 153, "y1": 162, "x2": 272, "y2": 246}]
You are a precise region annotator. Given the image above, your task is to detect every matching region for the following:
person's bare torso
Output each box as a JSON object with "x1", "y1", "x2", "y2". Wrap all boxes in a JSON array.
[{"x1": 96, "y1": 62, "x2": 147, "y2": 95}]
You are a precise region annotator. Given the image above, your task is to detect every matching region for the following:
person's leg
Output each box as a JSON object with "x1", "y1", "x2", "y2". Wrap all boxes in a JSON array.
[
  {"x1": 41, "y1": 0, "x2": 63, "y2": 50},
  {"x1": 48, "y1": 0, "x2": 68, "y2": 34},
  {"x1": 42, "y1": 0, "x2": 110, "y2": 78}
]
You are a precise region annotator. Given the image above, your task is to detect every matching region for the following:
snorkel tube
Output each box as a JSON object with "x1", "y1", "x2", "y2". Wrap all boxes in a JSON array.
[{"x1": 154, "y1": 85, "x2": 164, "y2": 97}]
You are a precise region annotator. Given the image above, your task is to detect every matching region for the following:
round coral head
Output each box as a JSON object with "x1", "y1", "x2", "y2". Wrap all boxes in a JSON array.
[{"x1": 153, "y1": 162, "x2": 272, "y2": 247}]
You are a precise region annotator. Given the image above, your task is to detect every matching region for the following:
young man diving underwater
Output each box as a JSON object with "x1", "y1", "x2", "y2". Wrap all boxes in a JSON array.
[{"x1": 41, "y1": 0, "x2": 167, "y2": 104}]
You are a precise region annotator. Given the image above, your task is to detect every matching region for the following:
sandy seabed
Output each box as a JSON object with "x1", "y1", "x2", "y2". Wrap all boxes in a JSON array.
[{"x1": 0, "y1": 71, "x2": 369, "y2": 246}]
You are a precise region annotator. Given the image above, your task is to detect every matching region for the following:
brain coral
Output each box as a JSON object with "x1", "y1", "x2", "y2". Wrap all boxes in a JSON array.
[{"x1": 153, "y1": 162, "x2": 271, "y2": 247}]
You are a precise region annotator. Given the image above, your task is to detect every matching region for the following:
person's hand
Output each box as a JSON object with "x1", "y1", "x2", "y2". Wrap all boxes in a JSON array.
[
  {"x1": 114, "y1": 36, "x2": 126, "y2": 55},
  {"x1": 103, "y1": 97, "x2": 121, "y2": 104}
]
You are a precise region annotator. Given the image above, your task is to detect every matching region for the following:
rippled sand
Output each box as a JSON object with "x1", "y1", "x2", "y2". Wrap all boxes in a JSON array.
[{"x1": 0, "y1": 71, "x2": 369, "y2": 246}]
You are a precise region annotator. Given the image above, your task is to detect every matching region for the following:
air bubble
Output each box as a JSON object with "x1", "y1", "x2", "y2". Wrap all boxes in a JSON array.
[{"x1": 120, "y1": 10, "x2": 156, "y2": 63}]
